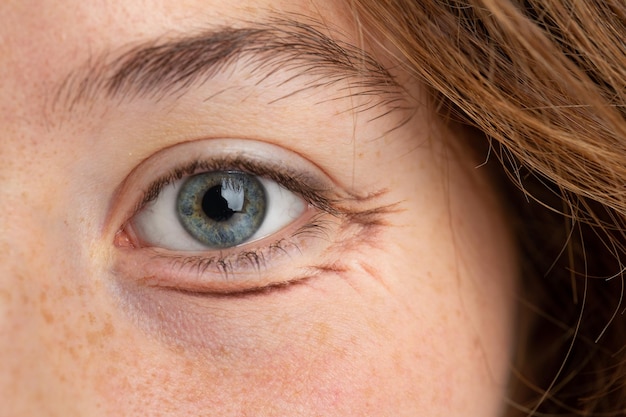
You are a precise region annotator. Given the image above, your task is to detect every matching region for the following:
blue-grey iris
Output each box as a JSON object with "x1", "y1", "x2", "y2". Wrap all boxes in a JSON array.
[{"x1": 176, "y1": 171, "x2": 267, "y2": 248}]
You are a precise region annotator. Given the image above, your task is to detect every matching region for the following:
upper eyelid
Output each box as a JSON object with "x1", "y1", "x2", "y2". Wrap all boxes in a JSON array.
[
  {"x1": 132, "y1": 153, "x2": 398, "y2": 227},
  {"x1": 135, "y1": 156, "x2": 339, "y2": 217},
  {"x1": 106, "y1": 138, "x2": 394, "y2": 242}
]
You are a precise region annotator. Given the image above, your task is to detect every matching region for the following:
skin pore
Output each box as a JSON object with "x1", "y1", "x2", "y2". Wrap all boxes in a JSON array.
[{"x1": 0, "y1": 1, "x2": 517, "y2": 416}]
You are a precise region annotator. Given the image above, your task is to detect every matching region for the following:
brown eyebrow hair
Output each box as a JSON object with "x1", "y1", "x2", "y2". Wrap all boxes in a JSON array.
[{"x1": 51, "y1": 17, "x2": 408, "y2": 116}]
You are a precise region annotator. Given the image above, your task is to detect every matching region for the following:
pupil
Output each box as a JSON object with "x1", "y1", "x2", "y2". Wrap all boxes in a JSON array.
[
  {"x1": 201, "y1": 184, "x2": 240, "y2": 221},
  {"x1": 176, "y1": 171, "x2": 266, "y2": 248}
]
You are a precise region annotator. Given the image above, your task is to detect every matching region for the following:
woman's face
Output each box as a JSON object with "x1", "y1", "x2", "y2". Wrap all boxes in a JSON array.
[{"x1": 0, "y1": 1, "x2": 517, "y2": 416}]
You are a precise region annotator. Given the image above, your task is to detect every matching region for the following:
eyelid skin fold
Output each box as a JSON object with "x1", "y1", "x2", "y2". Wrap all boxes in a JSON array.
[
  {"x1": 109, "y1": 138, "x2": 396, "y2": 297},
  {"x1": 108, "y1": 139, "x2": 333, "y2": 232}
]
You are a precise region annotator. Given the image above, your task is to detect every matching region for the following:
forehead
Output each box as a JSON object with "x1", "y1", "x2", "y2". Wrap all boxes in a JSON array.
[
  {"x1": 0, "y1": 0, "x2": 353, "y2": 67},
  {"x1": 0, "y1": 0, "x2": 357, "y2": 125},
  {"x1": 0, "y1": 0, "x2": 412, "y2": 197}
]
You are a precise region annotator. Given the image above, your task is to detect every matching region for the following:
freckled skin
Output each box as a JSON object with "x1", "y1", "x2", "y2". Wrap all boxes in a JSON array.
[{"x1": 0, "y1": 1, "x2": 517, "y2": 416}]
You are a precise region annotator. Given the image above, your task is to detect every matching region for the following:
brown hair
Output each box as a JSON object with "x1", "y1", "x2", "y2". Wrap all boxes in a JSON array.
[{"x1": 347, "y1": 0, "x2": 626, "y2": 415}]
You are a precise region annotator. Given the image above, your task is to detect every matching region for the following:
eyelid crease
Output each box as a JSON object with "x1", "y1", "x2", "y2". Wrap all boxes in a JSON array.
[
  {"x1": 138, "y1": 272, "x2": 316, "y2": 298},
  {"x1": 130, "y1": 253, "x2": 354, "y2": 298},
  {"x1": 133, "y1": 155, "x2": 392, "y2": 221},
  {"x1": 154, "y1": 256, "x2": 354, "y2": 298},
  {"x1": 135, "y1": 156, "x2": 336, "y2": 216}
]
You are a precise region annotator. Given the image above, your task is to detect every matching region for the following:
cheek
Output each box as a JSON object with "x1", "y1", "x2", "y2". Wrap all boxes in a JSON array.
[
  {"x1": 93, "y1": 250, "x2": 509, "y2": 417},
  {"x1": 91, "y1": 277, "x2": 407, "y2": 415},
  {"x1": 92, "y1": 306, "x2": 426, "y2": 415}
]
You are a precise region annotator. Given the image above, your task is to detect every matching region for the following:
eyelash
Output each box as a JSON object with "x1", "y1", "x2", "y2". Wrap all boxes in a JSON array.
[
  {"x1": 123, "y1": 155, "x2": 342, "y2": 280},
  {"x1": 136, "y1": 156, "x2": 338, "y2": 215},
  {"x1": 152, "y1": 216, "x2": 330, "y2": 280}
]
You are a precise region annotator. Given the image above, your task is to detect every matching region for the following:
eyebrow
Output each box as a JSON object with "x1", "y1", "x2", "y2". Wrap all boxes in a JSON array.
[{"x1": 52, "y1": 17, "x2": 406, "y2": 115}]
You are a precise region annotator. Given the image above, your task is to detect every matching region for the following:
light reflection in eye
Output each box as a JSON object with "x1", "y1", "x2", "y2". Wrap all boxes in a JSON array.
[
  {"x1": 177, "y1": 171, "x2": 266, "y2": 248},
  {"x1": 131, "y1": 170, "x2": 306, "y2": 251}
]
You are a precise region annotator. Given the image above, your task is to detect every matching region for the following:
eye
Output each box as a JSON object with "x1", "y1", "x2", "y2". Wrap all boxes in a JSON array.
[
  {"x1": 111, "y1": 139, "x2": 354, "y2": 292},
  {"x1": 130, "y1": 170, "x2": 306, "y2": 251}
]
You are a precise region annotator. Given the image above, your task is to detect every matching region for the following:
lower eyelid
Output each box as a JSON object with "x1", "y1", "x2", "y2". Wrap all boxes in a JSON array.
[
  {"x1": 114, "y1": 209, "x2": 342, "y2": 293},
  {"x1": 112, "y1": 199, "x2": 397, "y2": 299}
]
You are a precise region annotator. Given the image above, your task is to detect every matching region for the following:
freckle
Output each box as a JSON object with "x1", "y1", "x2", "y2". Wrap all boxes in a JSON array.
[
  {"x1": 107, "y1": 347, "x2": 122, "y2": 362},
  {"x1": 0, "y1": 289, "x2": 11, "y2": 302},
  {"x1": 312, "y1": 322, "x2": 331, "y2": 345},
  {"x1": 182, "y1": 360, "x2": 194, "y2": 376},
  {"x1": 60, "y1": 285, "x2": 72, "y2": 297},
  {"x1": 473, "y1": 337, "x2": 481, "y2": 351},
  {"x1": 332, "y1": 344, "x2": 349, "y2": 360},
  {"x1": 86, "y1": 319, "x2": 116, "y2": 346},
  {"x1": 20, "y1": 292, "x2": 30, "y2": 305},
  {"x1": 86, "y1": 331, "x2": 98, "y2": 346},
  {"x1": 67, "y1": 345, "x2": 79, "y2": 360},
  {"x1": 0, "y1": 242, "x2": 10, "y2": 256},
  {"x1": 40, "y1": 307, "x2": 54, "y2": 324},
  {"x1": 102, "y1": 321, "x2": 115, "y2": 337},
  {"x1": 366, "y1": 317, "x2": 385, "y2": 336},
  {"x1": 170, "y1": 344, "x2": 186, "y2": 355},
  {"x1": 88, "y1": 312, "x2": 96, "y2": 325},
  {"x1": 119, "y1": 375, "x2": 131, "y2": 390}
]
